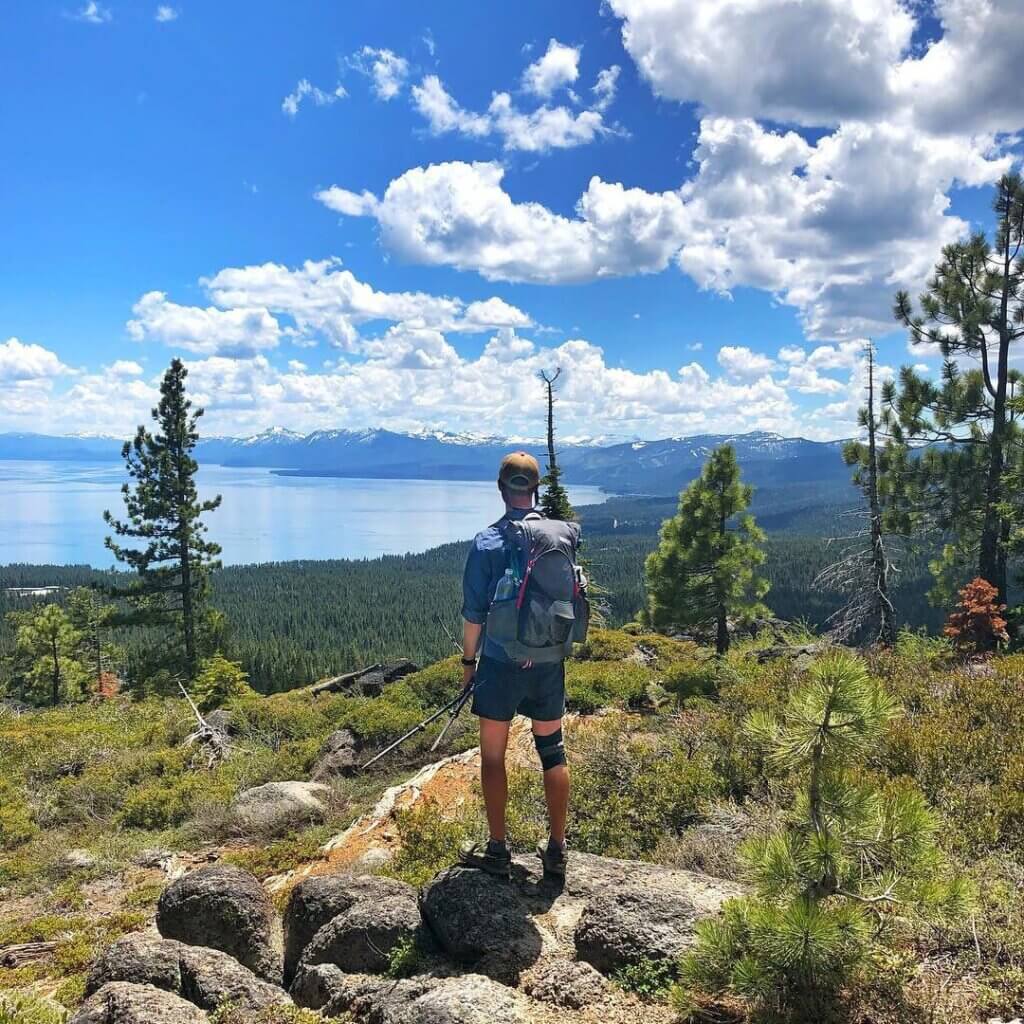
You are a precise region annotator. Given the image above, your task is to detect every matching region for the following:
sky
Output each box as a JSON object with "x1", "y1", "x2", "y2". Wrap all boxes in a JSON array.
[{"x1": 1, "y1": 0, "x2": 1021, "y2": 442}]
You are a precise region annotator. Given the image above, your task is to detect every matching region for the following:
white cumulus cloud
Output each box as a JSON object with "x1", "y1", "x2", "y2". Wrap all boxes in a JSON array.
[
  {"x1": 522, "y1": 39, "x2": 581, "y2": 97},
  {"x1": 718, "y1": 345, "x2": 777, "y2": 378},
  {"x1": 154, "y1": 5, "x2": 178, "y2": 22},
  {"x1": 348, "y1": 46, "x2": 409, "y2": 101},
  {"x1": 0, "y1": 338, "x2": 74, "y2": 382},
  {"x1": 127, "y1": 292, "x2": 282, "y2": 357}
]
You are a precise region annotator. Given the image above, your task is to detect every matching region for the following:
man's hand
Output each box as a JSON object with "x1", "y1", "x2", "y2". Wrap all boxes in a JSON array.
[{"x1": 462, "y1": 662, "x2": 476, "y2": 687}]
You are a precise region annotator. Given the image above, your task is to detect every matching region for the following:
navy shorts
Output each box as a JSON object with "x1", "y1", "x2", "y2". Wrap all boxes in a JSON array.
[{"x1": 471, "y1": 656, "x2": 566, "y2": 723}]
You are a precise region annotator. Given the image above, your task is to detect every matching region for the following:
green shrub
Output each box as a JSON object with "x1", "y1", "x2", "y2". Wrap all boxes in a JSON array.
[
  {"x1": 192, "y1": 654, "x2": 257, "y2": 712},
  {"x1": 399, "y1": 657, "x2": 462, "y2": 707},
  {"x1": 0, "y1": 992, "x2": 66, "y2": 1024},
  {"x1": 565, "y1": 661, "x2": 654, "y2": 712},
  {"x1": 0, "y1": 779, "x2": 37, "y2": 847},
  {"x1": 386, "y1": 934, "x2": 424, "y2": 979},
  {"x1": 336, "y1": 696, "x2": 426, "y2": 744},
  {"x1": 661, "y1": 658, "x2": 719, "y2": 700},
  {"x1": 387, "y1": 799, "x2": 480, "y2": 887},
  {"x1": 223, "y1": 826, "x2": 332, "y2": 880},
  {"x1": 116, "y1": 775, "x2": 199, "y2": 829},
  {"x1": 612, "y1": 956, "x2": 677, "y2": 1000}
]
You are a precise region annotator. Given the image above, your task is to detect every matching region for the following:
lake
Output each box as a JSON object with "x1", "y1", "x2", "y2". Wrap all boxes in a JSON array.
[{"x1": 0, "y1": 460, "x2": 610, "y2": 567}]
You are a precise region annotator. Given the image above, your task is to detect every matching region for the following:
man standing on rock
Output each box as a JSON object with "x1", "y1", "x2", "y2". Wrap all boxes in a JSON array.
[{"x1": 458, "y1": 452, "x2": 587, "y2": 880}]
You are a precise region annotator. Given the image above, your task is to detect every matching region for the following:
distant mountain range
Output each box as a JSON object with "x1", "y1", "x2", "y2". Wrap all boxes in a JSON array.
[{"x1": 0, "y1": 427, "x2": 851, "y2": 495}]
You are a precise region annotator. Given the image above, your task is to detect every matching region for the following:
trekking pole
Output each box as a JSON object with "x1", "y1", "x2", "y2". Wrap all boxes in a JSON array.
[
  {"x1": 428, "y1": 612, "x2": 473, "y2": 751},
  {"x1": 360, "y1": 614, "x2": 474, "y2": 770},
  {"x1": 360, "y1": 684, "x2": 473, "y2": 770},
  {"x1": 433, "y1": 612, "x2": 463, "y2": 653}
]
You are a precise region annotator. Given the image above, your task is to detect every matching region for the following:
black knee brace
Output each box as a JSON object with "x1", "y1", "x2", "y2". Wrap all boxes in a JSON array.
[{"x1": 534, "y1": 729, "x2": 566, "y2": 771}]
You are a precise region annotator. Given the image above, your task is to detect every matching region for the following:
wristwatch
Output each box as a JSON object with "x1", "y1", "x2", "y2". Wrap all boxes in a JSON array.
[{"x1": 461, "y1": 656, "x2": 477, "y2": 665}]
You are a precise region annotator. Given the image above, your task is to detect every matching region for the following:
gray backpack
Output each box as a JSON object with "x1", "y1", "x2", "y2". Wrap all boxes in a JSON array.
[{"x1": 486, "y1": 512, "x2": 589, "y2": 664}]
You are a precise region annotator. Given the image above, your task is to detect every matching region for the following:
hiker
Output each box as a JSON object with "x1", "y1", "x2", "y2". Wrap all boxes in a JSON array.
[{"x1": 458, "y1": 451, "x2": 588, "y2": 879}]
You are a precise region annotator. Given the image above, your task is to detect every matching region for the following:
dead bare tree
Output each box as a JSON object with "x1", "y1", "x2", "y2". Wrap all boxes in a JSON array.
[{"x1": 815, "y1": 343, "x2": 898, "y2": 646}]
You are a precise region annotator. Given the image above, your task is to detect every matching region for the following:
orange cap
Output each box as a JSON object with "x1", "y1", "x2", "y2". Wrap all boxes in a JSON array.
[{"x1": 498, "y1": 451, "x2": 541, "y2": 492}]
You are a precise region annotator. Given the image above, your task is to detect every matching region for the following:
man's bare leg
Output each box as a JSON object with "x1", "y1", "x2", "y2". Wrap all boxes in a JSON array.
[
  {"x1": 532, "y1": 717, "x2": 569, "y2": 846},
  {"x1": 479, "y1": 717, "x2": 511, "y2": 842}
]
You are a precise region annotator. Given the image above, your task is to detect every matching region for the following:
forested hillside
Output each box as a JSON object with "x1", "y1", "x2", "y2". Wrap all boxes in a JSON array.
[{"x1": 0, "y1": 489, "x2": 944, "y2": 694}]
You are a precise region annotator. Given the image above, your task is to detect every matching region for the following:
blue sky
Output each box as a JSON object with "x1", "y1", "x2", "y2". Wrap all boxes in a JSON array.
[{"x1": 1, "y1": 0, "x2": 1020, "y2": 441}]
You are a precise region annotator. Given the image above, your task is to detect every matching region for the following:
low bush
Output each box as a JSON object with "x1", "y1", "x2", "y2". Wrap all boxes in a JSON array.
[
  {"x1": 222, "y1": 826, "x2": 333, "y2": 880},
  {"x1": 0, "y1": 779, "x2": 37, "y2": 847},
  {"x1": 612, "y1": 957, "x2": 677, "y2": 1000},
  {"x1": 565, "y1": 661, "x2": 653, "y2": 712},
  {"x1": 0, "y1": 993, "x2": 66, "y2": 1024},
  {"x1": 387, "y1": 799, "x2": 480, "y2": 886}
]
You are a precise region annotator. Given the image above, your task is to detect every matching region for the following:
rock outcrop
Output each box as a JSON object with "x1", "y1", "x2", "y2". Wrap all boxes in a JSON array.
[
  {"x1": 156, "y1": 863, "x2": 283, "y2": 984},
  {"x1": 299, "y1": 890, "x2": 423, "y2": 975},
  {"x1": 86, "y1": 934, "x2": 291, "y2": 1013},
  {"x1": 70, "y1": 982, "x2": 208, "y2": 1024},
  {"x1": 282, "y1": 872, "x2": 417, "y2": 983},
  {"x1": 84, "y1": 764, "x2": 740, "y2": 1024},
  {"x1": 311, "y1": 728, "x2": 361, "y2": 780},
  {"x1": 291, "y1": 965, "x2": 529, "y2": 1023},
  {"x1": 419, "y1": 864, "x2": 545, "y2": 982},
  {"x1": 230, "y1": 780, "x2": 333, "y2": 836}
]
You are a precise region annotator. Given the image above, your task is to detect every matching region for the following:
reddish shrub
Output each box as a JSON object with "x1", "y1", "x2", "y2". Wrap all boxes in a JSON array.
[{"x1": 944, "y1": 577, "x2": 1009, "y2": 653}]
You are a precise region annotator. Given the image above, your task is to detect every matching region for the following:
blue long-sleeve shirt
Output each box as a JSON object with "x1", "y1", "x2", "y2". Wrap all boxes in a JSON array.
[{"x1": 461, "y1": 506, "x2": 533, "y2": 663}]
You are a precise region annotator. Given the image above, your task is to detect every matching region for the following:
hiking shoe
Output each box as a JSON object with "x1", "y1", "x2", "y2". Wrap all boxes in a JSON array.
[
  {"x1": 537, "y1": 841, "x2": 567, "y2": 878},
  {"x1": 459, "y1": 840, "x2": 512, "y2": 879}
]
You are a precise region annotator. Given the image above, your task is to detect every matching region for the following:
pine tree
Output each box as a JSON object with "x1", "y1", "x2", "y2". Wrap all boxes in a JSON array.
[
  {"x1": 191, "y1": 653, "x2": 256, "y2": 712},
  {"x1": 677, "y1": 652, "x2": 972, "y2": 1020},
  {"x1": 885, "y1": 173, "x2": 1024, "y2": 604},
  {"x1": 816, "y1": 344, "x2": 898, "y2": 646},
  {"x1": 642, "y1": 445, "x2": 768, "y2": 655},
  {"x1": 10, "y1": 603, "x2": 89, "y2": 706},
  {"x1": 537, "y1": 368, "x2": 575, "y2": 521},
  {"x1": 104, "y1": 359, "x2": 223, "y2": 680},
  {"x1": 66, "y1": 587, "x2": 121, "y2": 695}
]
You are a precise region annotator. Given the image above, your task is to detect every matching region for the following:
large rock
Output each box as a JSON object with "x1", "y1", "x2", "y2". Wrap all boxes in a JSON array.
[
  {"x1": 156, "y1": 864, "x2": 282, "y2": 983},
  {"x1": 87, "y1": 934, "x2": 290, "y2": 1013},
  {"x1": 419, "y1": 865, "x2": 544, "y2": 981},
  {"x1": 304, "y1": 970, "x2": 528, "y2": 1024},
  {"x1": 86, "y1": 934, "x2": 182, "y2": 996},
  {"x1": 419, "y1": 851, "x2": 740, "y2": 984},
  {"x1": 230, "y1": 780, "x2": 332, "y2": 836},
  {"x1": 283, "y1": 872, "x2": 417, "y2": 983},
  {"x1": 311, "y1": 729, "x2": 361, "y2": 780},
  {"x1": 414, "y1": 975, "x2": 528, "y2": 1024},
  {"x1": 299, "y1": 893, "x2": 422, "y2": 974},
  {"x1": 69, "y1": 982, "x2": 208, "y2": 1024},
  {"x1": 522, "y1": 957, "x2": 609, "y2": 1009},
  {"x1": 178, "y1": 945, "x2": 290, "y2": 1012},
  {"x1": 574, "y1": 884, "x2": 704, "y2": 973}
]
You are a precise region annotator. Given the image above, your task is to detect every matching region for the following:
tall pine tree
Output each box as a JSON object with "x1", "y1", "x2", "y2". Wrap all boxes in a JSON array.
[
  {"x1": 885, "y1": 173, "x2": 1024, "y2": 604},
  {"x1": 104, "y1": 359, "x2": 222, "y2": 680},
  {"x1": 537, "y1": 367, "x2": 575, "y2": 521},
  {"x1": 642, "y1": 445, "x2": 768, "y2": 655}
]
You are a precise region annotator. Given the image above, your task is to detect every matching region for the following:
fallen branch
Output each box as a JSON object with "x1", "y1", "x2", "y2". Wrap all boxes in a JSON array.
[
  {"x1": 0, "y1": 941, "x2": 58, "y2": 967},
  {"x1": 310, "y1": 664, "x2": 381, "y2": 697}
]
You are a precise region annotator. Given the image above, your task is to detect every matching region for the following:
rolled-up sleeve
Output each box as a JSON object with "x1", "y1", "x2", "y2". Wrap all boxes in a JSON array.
[{"x1": 461, "y1": 539, "x2": 490, "y2": 624}]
